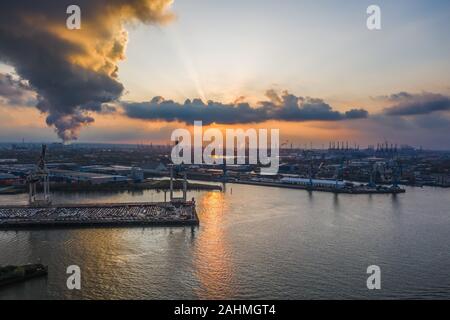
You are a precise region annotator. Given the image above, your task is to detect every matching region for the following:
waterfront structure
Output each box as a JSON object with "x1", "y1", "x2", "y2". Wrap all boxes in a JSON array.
[
  {"x1": 0, "y1": 264, "x2": 48, "y2": 287},
  {"x1": 169, "y1": 165, "x2": 188, "y2": 202},
  {"x1": 0, "y1": 202, "x2": 198, "y2": 229},
  {"x1": 0, "y1": 173, "x2": 19, "y2": 186},
  {"x1": 0, "y1": 146, "x2": 198, "y2": 228},
  {"x1": 27, "y1": 145, "x2": 51, "y2": 207},
  {"x1": 80, "y1": 165, "x2": 144, "y2": 182},
  {"x1": 141, "y1": 161, "x2": 168, "y2": 175},
  {"x1": 280, "y1": 177, "x2": 346, "y2": 189},
  {"x1": 50, "y1": 169, "x2": 128, "y2": 185}
]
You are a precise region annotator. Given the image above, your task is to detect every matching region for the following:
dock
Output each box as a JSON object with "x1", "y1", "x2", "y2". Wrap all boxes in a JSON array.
[
  {"x1": 0, "y1": 202, "x2": 199, "y2": 229},
  {"x1": 231, "y1": 179, "x2": 406, "y2": 194},
  {"x1": 0, "y1": 264, "x2": 48, "y2": 287},
  {"x1": 0, "y1": 153, "x2": 199, "y2": 230}
]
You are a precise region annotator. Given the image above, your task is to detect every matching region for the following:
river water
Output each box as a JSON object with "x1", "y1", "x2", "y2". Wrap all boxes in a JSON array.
[{"x1": 0, "y1": 184, "x2": 449, "y2": 299}]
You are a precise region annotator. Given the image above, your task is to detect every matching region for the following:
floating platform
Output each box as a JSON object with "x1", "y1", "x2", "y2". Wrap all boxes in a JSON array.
[
  {"x1": 0, "y1": 264, "x2": 48, "y2": 287},
  {"x1": 0, "y1": 202, "x2": 199, "y2": 229},
  {"x1": 232, "y1": 180, "x2": 406, "y2": 194}
]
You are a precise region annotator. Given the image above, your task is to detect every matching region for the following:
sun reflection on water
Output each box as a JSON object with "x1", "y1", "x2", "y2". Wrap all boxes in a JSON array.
[{"x1": 193, "y1": 191, "x2": 236, "y2": 299}]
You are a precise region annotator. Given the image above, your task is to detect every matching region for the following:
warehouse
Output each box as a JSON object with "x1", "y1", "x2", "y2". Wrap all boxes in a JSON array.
[{"x1": 50, "y1": 169, "x2": 128, "y2": 185}]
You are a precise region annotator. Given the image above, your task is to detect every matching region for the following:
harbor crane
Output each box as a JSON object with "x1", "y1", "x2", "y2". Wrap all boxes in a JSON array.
[{"x1": 27, "y1": 144, "x2": 51, "y2": 207}]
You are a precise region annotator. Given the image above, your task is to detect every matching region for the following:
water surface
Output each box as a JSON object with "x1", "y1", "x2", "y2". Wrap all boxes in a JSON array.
[{"x1": 0, "y1": 185, "x2": 449, "y2": 299}]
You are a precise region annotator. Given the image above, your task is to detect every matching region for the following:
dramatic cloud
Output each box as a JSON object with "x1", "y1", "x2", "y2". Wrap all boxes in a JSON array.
[
  {"x1": 383, "y1": 92, "x2": 450, "y2": 116},
  {"x1": 344, "y1": 108, "x2": 369, "y2": 119},
  {"x1": 0, "y1": 73, "x2": 36, "y2": 106},
  {"x1": 0, "y1": 0, "x2": 174, "y2": 141},
  {"x1": 123, "y1": 90, "x2": 369, "y2": 125}
]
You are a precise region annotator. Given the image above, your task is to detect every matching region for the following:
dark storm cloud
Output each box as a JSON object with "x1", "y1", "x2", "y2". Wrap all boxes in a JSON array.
[
  {"x1": 100, "y1": 104, "x2": 118, "y2": 114},
  {"x1": 123, "y1": 90, "x2": 369, "y2": 125},
  {"x1": 0, "y1": 0, "x2": 173, "y2": 141},
  {"x1": 345, "y1": 109, "x2": 369, "y2": 119},
  {"x1": 0, "y1": 73, "x2": 36, "y2": 106},
  {"x1": 383, "y1": 92, "x2": 450, "y2": 116}
]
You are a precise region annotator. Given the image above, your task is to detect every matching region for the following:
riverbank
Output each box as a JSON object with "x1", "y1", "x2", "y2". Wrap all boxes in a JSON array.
[
  {"x1": 0, "y1": 179, "x2": 222, "y2": 195},
  {"x1": 232, "y1": 179, "x2": 405, "y2": 194},
  {"x1": 183, "y1": 174, "x2": 405, "y2": 194}
]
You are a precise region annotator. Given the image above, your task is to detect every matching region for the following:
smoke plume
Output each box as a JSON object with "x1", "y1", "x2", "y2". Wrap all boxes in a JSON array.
[{"x1": 0, "y1": 0, "x2": 174, "y2": 141}]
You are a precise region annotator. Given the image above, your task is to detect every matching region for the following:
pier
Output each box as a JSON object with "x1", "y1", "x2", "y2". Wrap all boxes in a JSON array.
[
  {"x1": 0, "y1": 151, "x2": 199, "y2": 230},
  {"x1": 230, "y1": 179, "x2": 406, "y2": 194},
  {"x1": 0, "y1": 264, "x2": 48, "y2": 287},
  {"x1": 0, "y1": 202, "x2": 199, "y2": 229}
]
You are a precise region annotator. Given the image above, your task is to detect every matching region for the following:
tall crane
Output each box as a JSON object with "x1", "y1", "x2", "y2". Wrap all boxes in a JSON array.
[{"x1": 27, "y1": 144, "x2": 51, "y2": 206}]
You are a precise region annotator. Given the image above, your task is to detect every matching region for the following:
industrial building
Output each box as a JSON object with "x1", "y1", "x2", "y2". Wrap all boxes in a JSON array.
[
  {"x1": 79, "y1": 165, "x2": 144, "y2": 182},
  {"x1": 50, "y1": 169, "x2": 128, "y2": 185},
  {"x1": 141, "y1": 161, "x2": 168, "y2": 175}
]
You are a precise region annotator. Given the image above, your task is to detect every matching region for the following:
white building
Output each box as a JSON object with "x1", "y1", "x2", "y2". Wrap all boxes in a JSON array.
[{"x1": 280, "y1": 177, "x2": 346, "y2": 189}]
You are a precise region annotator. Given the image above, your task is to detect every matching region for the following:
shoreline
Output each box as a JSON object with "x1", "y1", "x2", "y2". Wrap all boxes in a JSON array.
[
  {"x1": 228, "y1": 180, "x2": 405, "y2": 194},
  {"x1": 0, "y1": 179, "x2": 222, "y2": 195}
]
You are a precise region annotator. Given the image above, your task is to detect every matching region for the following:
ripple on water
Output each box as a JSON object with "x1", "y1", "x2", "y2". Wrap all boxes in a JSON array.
[{"x1": 0, "y1": 186, "x2": 449, "y2": 299}]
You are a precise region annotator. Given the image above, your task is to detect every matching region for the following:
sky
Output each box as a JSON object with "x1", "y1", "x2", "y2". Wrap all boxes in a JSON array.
[{"x1": 1, "y1": 0, "x2": 450, "y2": 149}]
